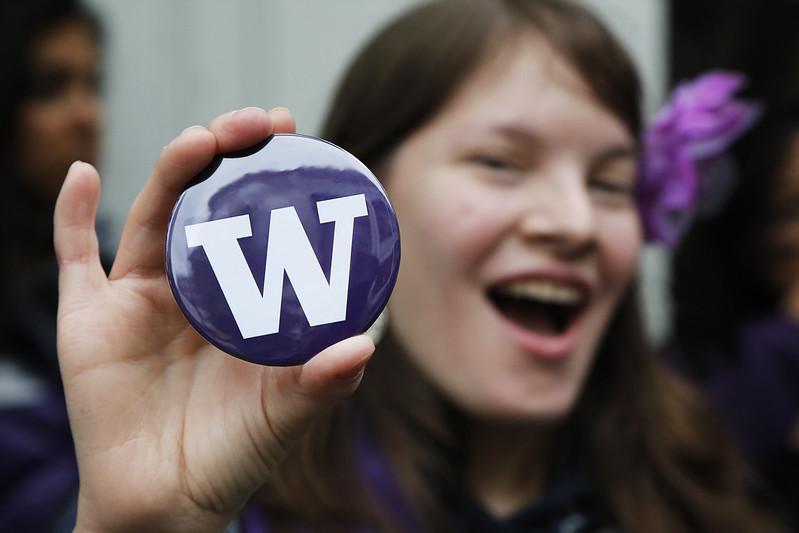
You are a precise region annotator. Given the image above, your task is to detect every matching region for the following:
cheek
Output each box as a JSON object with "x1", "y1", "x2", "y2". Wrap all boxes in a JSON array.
[
  {"x1": 386, "y1": 171, "x2": 513, "y2": 366},
  {"x1": 14, "y1": 105, "x2": 63, "y2": 174},
  {"x1": 598, "y1": 210, "x2": 642, "y2": 290},
  {"x1": 18, "y1": 104, "x2": 63, "y2": 148},
  {"x1": 767, "y1": 219, "x2": 799, "y2": 249},
  {"x1": 392, "y1": 175, "x2": 512, "y2": 283},
  {"x1": 765, "y1": 221, "x2": 799, "y2": 287}
]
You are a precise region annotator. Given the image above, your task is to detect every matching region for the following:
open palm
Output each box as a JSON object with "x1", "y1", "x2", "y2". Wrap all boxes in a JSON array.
[{"x1": 54, "y1": 108, "x2": 374, "y2": 533}]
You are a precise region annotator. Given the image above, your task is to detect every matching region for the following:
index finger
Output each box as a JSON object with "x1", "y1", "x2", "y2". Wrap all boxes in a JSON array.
[{"x1": 111, "y1": 107, "x2": 286, "y2": 280}]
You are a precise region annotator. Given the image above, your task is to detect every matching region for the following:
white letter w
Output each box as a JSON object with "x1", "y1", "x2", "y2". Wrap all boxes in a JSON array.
[{"x1": 184, "y1": 194, "x2": 368, "y2": 339}]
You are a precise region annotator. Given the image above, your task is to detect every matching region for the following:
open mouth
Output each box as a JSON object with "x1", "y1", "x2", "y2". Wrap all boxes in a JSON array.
[{"x1": 488, "y1": 279, "x2": 586, "y2": 336}]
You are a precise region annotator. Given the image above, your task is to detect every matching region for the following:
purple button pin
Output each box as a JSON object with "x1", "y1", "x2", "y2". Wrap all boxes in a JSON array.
[{"x1": 165, "y1": 134, "x2": 400, "y2": 366}]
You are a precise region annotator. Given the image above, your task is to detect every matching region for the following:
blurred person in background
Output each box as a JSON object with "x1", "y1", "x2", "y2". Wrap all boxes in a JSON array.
[
  {"x1": 0, "y1": 0, "x2": 103, "y2": 530},
  {"x1": 668, "y1": 94, "x2": 799, "y2": 530}
]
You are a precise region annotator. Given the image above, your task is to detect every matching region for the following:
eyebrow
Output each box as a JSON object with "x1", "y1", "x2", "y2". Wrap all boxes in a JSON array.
[
  {"x1": 492, "y1": 124, "x2": 636, "y2": 162},
  {"x1": 493, "y1": 124, "x2": 541, "y2": 147}
]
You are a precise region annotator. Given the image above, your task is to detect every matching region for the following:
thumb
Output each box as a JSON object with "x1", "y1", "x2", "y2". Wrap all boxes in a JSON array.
[
  {"x1": 299, "y1": 334, "x2": 375, "y2": 390},
  {"x1": 263, "y1": 335, "x2": 375, "y2": 444}
]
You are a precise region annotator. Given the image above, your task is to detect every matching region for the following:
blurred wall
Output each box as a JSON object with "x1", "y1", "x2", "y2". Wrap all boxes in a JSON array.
[{"x1": 85, "y1": 0, "x2": 670, "y2": 341}]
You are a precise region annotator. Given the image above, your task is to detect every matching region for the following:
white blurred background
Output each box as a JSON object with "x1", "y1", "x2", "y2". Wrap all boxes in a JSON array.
[{"x1": 83, "y1": 0, "x2": 671, "y2": 342}]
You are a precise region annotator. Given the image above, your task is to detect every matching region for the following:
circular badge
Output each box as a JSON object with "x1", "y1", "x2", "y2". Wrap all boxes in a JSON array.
[{"x1": 165, "y1": 134, "x2": 400, "y2": 366}]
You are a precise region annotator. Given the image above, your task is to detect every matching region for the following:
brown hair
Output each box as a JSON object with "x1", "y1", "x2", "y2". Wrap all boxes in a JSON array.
[{"x1": 258, "y1": 1, "x2": 781, "y2": 531}]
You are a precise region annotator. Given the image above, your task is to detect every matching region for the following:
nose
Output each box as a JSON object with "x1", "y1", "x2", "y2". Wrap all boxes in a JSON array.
[
  {"x1": 517, "y1": 169, "x2": 596, "y2": 255},
  {"x1": 69, "y1": 82, "x2": 102, "y2": 133}
]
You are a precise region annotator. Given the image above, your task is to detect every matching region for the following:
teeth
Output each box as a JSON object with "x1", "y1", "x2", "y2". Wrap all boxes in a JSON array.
[{"x1": 495, "y1": 280, "x2": 582, "y2": 305}]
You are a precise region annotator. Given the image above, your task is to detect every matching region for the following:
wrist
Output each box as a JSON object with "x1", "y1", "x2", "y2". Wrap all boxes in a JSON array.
[{"x1": 72, "y1": 506, "x2": 233, "y2": 533}]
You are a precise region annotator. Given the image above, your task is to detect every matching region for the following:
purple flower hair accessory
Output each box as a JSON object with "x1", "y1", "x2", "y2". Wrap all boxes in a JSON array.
[{"x1": 638, "y1": 70, "x2": 762, "y2": 247}]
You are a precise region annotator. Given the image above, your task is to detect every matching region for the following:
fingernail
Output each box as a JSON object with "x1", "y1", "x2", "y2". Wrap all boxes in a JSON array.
[
  {"x1": 67, "y1": 160, "x2": 82, "y2": 176},
  {"x1": 268, "y1": 106, "x2": 290, "y2": 114},
  {"x1": 335, "y1": 353, "x2": 372, "y2": 381},
  {"x1": 180, "y1": 124, "x2": 204, "y2": 135}
]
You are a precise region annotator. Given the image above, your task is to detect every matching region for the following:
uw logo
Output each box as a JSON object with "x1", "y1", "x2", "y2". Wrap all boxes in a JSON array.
[
  {"x1": 184, "y1": 194, "x2": 368, "y2": 339},
  {"x1": 166, "y1": 133, "x2": 399, "y2": 365}
]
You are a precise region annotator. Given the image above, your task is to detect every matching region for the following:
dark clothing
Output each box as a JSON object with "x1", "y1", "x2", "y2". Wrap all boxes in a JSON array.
[
  {"x1": 442, "y1": 469, "x2": 618, "y2": 533},
  {"x1": 0, "y1": 236, "x2": 113, "y2": 532},
  {"x1": 0, "y1": 389, "x2": 76, "y2": 533},
  {"x1": 708, "y1": 317, "x2": 799, "y2": 531},
  {"x1": 703, "y1": 317, "x2": 799, "y2": 466},
  {"x1": 664, "y1": 316, "x2": 799, "y2": 531},
  {"x1": 0, "y1": 248, "x2": 74, "y2": 532},
  {"x1": 0, "y1": 381, "x2": 617, "y2": 533}
]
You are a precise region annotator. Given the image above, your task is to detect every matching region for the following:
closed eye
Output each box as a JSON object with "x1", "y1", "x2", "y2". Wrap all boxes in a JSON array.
[
  {"x1": 466, "y1": 153, "x2": 527, "y2": 186},
  {"x1": 589, "y1": 176, "x2": 635, "y2": 205},
  {"x1": 590, "y1": 178, "x2": 633, "y2": 195},
  {"x1": 588, "y1": 149, "x2": 636, "y2": 205},
  {"x1": 473, "y1": 154, "x2": 517, "y2": 171}
]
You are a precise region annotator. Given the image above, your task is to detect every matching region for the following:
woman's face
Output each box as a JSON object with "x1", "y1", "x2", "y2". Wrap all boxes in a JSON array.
[
  {"x1": 763, "y1": 131, "x2": 799, "y2": 293},
  {"x1": 384, "y1": 38, "x2": 641, "y2": 424},
  {"x1": 13, "y1": 19, "x2": 102, "y2": 204}
]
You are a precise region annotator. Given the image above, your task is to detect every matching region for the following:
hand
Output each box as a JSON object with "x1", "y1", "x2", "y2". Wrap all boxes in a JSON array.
[{"x1": 54, "y1": 107, "x2": 374, "y2": 533}]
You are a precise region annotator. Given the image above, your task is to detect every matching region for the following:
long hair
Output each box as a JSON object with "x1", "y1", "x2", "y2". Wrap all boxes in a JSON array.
[{"x1": 259, "y1": 1, "x2": 779, "y2": 531}]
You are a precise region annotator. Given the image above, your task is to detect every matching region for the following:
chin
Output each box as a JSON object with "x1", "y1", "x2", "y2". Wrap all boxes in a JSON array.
[{"x1": 462, "y1": 387, "x2": 582, "y2": 427}]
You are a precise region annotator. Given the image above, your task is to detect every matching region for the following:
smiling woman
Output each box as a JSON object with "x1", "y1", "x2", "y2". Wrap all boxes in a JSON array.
[
  {"x1": 376, "y1": 34, "x2": 640, "y2": 426},
  {"x1": 48, "y1": 1, "x2": 787, "y2": 532}
]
